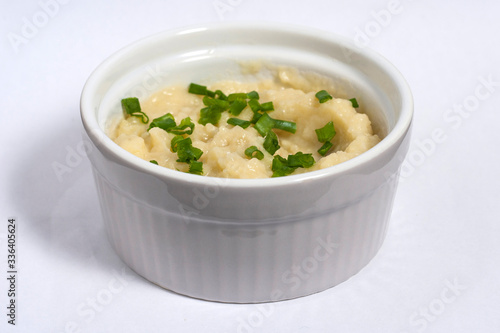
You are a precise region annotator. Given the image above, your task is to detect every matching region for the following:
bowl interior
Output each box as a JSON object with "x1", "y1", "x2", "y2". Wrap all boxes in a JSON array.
[{"x1": 82, "y1": 23, "x2": 412, "y2": 185}]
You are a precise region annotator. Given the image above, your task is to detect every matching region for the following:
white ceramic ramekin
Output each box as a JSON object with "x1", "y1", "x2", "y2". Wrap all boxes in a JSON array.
[{"x1": 80, "y1": 23, "x2": 412, "y2": 303}]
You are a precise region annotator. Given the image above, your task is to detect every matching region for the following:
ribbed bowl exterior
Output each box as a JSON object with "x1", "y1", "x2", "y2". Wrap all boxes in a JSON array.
[{"x1": 88, "y1": 134, "x2": 408, "y2": 303}]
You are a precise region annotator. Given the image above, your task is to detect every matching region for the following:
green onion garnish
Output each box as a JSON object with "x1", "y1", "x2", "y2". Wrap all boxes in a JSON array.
[
  {"x1": 248, "y1": 99, "x2": 262, "y2": 113},
  {"x1": 170, "y1": 135, "x2": 203, "y2": 174},
  {"x1": 248, "y1": 99, "x2": 274, "y2": 113},
  {"x1": 188, "y1": 83, "x2": 215, "y2": 97},
  {"x1": 250, "y1": 111, "x2": 263, "y2": 124},
  {"x1": 170, "y1": 135, "x2": 184, "y2": 152},
  {"x1": 227, "y1": 93, "x2": 248, "y2": 102},
  {"x1": 182, "y1": 84, "x2": 343, "y2": 176},
  {"x1": 271, "y1": 155, "x2": 296, "y2": 177},
  {"x1": 315, "y1": 121, "x2": 336, "y2": 142},
  {"x1": 148, "y1": 113, "x2": 195, "y2": 135},
  {"x1": 272, "y1": 119, "x2": 297, "y2": 134},
  {"x1": 263, "y1": 130, "x2": 280, "y2": 155},
  {"x1": 317, "y1": 141, "x2": 333, "y2": 156},
  {"x1": 247, "y1": 91, "x2": 259, "y2": 100},
  {"x1": 149, "y1": 113, "x2": 176, "y2": 131},
  {"x1": 174, "y1": 137, "x2": 203, "y2": 163},
  {"x1": 315, "y1": 121, "x2": 336, "y2": 156},
  {"x1": 203, "y1": 96, "x2": 230, "y2": 110},
  {"x1": 170, "y1": 136, "x2": 203, "y2": 172},
  {"x1": 188, "y1": 160, "x2": 203, "y2": 175},
  {"x1": 315, "y1": 90, "x2": 333, "y2": 104},
  {"x1": 255, "y1": 113, "x2": 297, "y2": 136},
  {"x1": 227, "y1": 118, "x2": 251, "y2": 129},
  {"x1": 260, "y1": 101, "x2": 274, "y2": 112},
  {"x1": 244, "y1": 146, "x2": 264, "y2": 160},
  {"x1": 287, "y1": 152, "x2": 315, "y2": 168},
  {"x1": 175, "y1": 117, "x2": 196, "y2": 135},
  {"x1": 121, "y1": 97, "x2": 149, "y2": 123},
  {"x1": 255, "y1": 113, "x2": 275, "y2": 136},
  {"x1": 229, "y1": 99, "x2": 247, "y2": 116},
  {"x1": 349, "y1": 98, "x2": 359, "y2": 108},
  {"x1": 272, "y1": 152, "x2": 315, "y2": 177},
  {"x1": 150, "y1": 160, "x2": 158, "y2": 165},
  {"x1": 214, "y1": 90, "x2": 227, "y2": 100},
  {"x1": 188, "y1": 83, "x2": 208, "y2": 95},
  {"x1": 199, "y1": 106, "x2": 222, "y2": 126}
]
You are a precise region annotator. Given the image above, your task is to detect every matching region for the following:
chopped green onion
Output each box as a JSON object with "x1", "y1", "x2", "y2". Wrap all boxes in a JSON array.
[
  {"x1": 175, "y1": 117, "x2": 196, "y2": 135},
  {"x1": 317, "y1": 141, "x2": 333, "y2": 156},
  {"x1": 263, "y1": 130, "x2": 280, "y2": 155},
  {"x1": 199, "y1": 106, "x2": 222, "y2": 126},
  {"x1": 272, "y1": 152, "x2": 315, "y2": 177},
  {"x1": 188, "y1": 83, "x2": 209, "y2": 95},
  {"x1": 349, "y1": 98, "x2": 359, "y2": 108},
  {"x1": 121, "y1": 97, "x2": 149, "y2": 123},
  {"x1": 203, "y1": 96, "x2": 230, "y2": 110},
  {"x1": 188, "y1": 83, "x2": 215, "y2": 97},
  {"x1": 287, "y1": 152, "x2": 315, "y2": 168},
  {"x1": 227, "y1": 93, "x2": 248, "y2": 102},
  {"x1": 227, "y1": 117, "x2": 251, "y2": 129},
  {"x1": 244, "y1": 146, "x2": 264, "y2": 160},
  {"x1": 170, "y1": 135, "x2": 185, "y2": 152},
  {"x1": 272, "y1": 119, "x2": 297, "y2": 134},
  {"x1": 260, "y1": 101, "x2": 274, "y2": 112},
  {"x1": 248, "y1": 99, "x2": 262, "y2": 113},
  {"x1": 250, "y1": 111, "x2": 263, "y2": 124},
  {"x1": 254, "y1": 113, "x2": 297, "y2": 136},
  {"x1": 248, "y1": 99, "x2": 274, "y2": 113},
  {"x1": 255, "y1": 113, "x2": 275, "y2": 136},
  {"x1": 271, "y1": 156, "x2": 296, "y2": 177},
  {"x1": 215, "y1": 90, "x2": 227, "y2": 100},
  {"x1": 247, "y1": 91, "x2": 259, "y2": 100},
  {"x1": 315, "y1": 121, "x2": 336, "y2": 155},
  {"x1": 315, "y1": 121, "x2": 336, "y2": 142},
  {"x1": 121, "y1": 97, "x2": 141, "y2": 114},
  {"x1": 148, "y1": 113, "x2": 195, "y2": 135},
  {"x1": 150, "y1": 160, "x2": 158, "y2": 165},
  {"x1": 229, "y1": 99, "x2": 247, "y2": 116},
  {"x1": 171, "y1": 135, "x2": 204, "y2": 174},
  {"x1": 188, "y1": 160, "x2": 203, "y2": 175},
  {"x1": 121, "y1": 97, "x2": 141, "y2": 115},
  {"x1": 148, "y1": 113, "x2": 176, "y2": 131},
  {"x1": 174, "y1": 137, "x2": 203, "y2": 163},
  {"x1": 315, "y1": 90, "x2": 333, "y2": 104}
]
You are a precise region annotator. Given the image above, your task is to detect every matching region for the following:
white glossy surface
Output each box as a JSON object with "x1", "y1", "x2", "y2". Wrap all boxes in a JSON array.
[{"x1": 81, "y1": 24, "x2": 412, "y2": 302}]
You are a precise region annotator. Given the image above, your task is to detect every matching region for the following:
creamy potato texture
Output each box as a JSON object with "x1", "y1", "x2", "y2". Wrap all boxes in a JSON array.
[{"x1": 110, "y1": 66, "x2": 381, "y2": 178}]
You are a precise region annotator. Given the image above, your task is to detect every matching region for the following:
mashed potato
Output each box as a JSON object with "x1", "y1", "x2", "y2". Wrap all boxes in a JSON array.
[{"x1": 109, "y1": 66, "x2": 380, "y2": 178}]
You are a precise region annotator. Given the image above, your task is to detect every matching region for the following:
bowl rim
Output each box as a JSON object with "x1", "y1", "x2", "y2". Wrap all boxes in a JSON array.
[{"x1": 81, "y1": 21, "x2": 413, "y2": 188}]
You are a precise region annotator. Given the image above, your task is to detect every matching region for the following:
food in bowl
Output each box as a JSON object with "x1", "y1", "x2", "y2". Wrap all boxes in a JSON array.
[{"x1": 109, "y1": 65, "x2": 380, "y2": 178}]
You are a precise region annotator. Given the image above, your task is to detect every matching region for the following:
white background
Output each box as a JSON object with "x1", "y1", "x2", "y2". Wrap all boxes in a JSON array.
[{"x1": 1, "y1": 0, "x2": 500, "y2": 332}]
